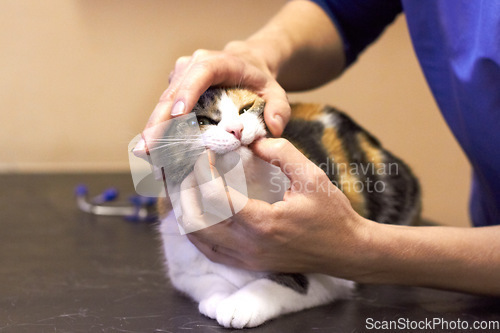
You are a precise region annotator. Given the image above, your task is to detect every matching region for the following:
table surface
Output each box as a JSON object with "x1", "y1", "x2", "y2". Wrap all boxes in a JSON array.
[{"x1": 1, "y1": 173, "x2": 499, "y2": 333}]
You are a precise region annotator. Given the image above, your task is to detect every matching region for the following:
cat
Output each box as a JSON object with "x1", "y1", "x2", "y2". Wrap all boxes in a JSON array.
[{"x1": 156, "y1": 87, "x2": 420, "y2": 328}]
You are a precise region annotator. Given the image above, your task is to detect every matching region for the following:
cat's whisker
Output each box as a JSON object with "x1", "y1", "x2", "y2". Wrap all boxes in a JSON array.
[
  {"x1": 149, "y1": 142, "x2": 205, "y2": 150},
  {"x1": 149, "y1": 145, "x2": 204, "y2": 153},
  {"x1": 151, "y1": 134, "x2": 203, "y2": 138},
  {"x1": 148, "y1": 136, "x2": 203, "y2": 141},
  {"x1": 155, "y1": 133, "x2": 203, "y2": 137},
  {"x1": 149, "y1": 140, "x2": 201, "y2": 145},
  {"x1": 148, "y1": 139, "x2": 202, "y2": 144},
  {"x1": 148, "y1": 137, "x2": 203, "y2": 142}
]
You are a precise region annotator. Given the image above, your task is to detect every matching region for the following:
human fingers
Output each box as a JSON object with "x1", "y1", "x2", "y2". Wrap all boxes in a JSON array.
[
  {"x1": 193, "y1": 149, "x2": 219, "y2": 185},
  {"x1": 178, "y1": 150, "x2": 251, "y2": 239},
  {"x1": 261, "y1": 83, "x2": 291, "y2": 137},
  {"x1": 146, "y1": 50, "x2": 246, "y2": 128},
  {"x1": 188, "y1": 149, "x2": 275, "y2": 251},
  {"x1": 148, "y1": 49, "x2": 284, "y2": 129},
  {"x1": 178, "y1": 172, "x2": 204, "y2": 221},
  {"x1": 168, "y1": 55, "x2": 191, "y2": 84},
  {"x1": 192, "y1": 150, "x2": 236, "y2": 213},
  {"x1": 167, "y1": 50, "x2": 272, "y2": 118},
  {"x1": 193, "y1": 152, "x2": 253, "y2": 220},
  {"x1": 186, "y1": 230, "x2": 251, "y2": 269},
  {"x1": 178, "y1": 156, "x2": 233, "y2": 232},
  {"x1": 186, "y1": 195, "x2": 273, "y2": 270}
]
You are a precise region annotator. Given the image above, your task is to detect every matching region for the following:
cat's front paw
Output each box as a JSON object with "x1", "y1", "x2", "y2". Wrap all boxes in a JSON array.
[
  {"x1": 215, "y1": 294, "x2": 271, "y2": 328},
  {"x1": 198, "y1": 293, "x2": 230, "y2": 319}
]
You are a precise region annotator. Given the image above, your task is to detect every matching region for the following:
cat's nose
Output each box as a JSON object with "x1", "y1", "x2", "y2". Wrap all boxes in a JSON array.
[{"x1": 225, "y1": 123, "x2": 243, "y2": 140}]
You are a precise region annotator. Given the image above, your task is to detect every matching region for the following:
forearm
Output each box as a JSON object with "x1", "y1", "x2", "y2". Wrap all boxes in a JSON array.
[
  {"x1": 225, "y1": 0, "x2": 345, "y2": 91},
  {"x1": 351, "y1": 221, "x2": 500, "y2": 295}
]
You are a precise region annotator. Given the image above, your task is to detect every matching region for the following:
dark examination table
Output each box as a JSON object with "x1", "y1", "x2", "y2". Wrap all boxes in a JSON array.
[{"x1": 1, "y1": 174, "x2": 499, "y2": 333}]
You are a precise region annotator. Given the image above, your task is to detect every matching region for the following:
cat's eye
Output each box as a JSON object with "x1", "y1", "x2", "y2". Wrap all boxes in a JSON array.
[
  {"x1": 197, "y1": 116, "x2": 215, "y2": 126},
  {"x1": 239, "y1": 103, "x2": 254, "y2": 115}
]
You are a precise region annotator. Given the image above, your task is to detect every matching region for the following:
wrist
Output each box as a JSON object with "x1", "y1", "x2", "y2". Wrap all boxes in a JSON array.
[
  {"x1": 319, "y1": 213, "x2": 382, "y2": 281},
  {"x1": 340, "y1": 216, "x2": 384, "y2": 282},
  {"x1": 349, "y1": 221, "x2": 424, "y2": 286}
]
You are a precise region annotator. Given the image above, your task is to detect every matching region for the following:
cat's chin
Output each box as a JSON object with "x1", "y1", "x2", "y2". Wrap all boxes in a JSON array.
[
  {"x1": 209, "y1": 145, "x2": 255, "y2": 171},
  {"x1": 207, "y1": 143, "x2": 240, "y2": 155},
  {"x1": 233, "y1": 145, "x2": 253, "y2": 163},
  {"x1": 208, "y1": 134, "x2": 266, "y2": 167}
]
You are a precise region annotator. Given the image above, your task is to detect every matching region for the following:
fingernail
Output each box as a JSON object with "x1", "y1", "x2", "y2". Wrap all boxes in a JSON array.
[
  {"x1": 134, "y1": 138, "x2": 146, "y2": 151},
  {"x1": 132, "y1": 138, "x2": 147, "y2": 158},
  {"x1": 171, "y1": 101, "x2": 185, "y2": 116},
  {"x1": 273, "y1": 114, "x2": 283, "y2": 125}
]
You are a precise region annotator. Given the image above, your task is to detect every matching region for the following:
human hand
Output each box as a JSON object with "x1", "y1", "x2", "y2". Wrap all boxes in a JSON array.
[
  {"x1": 145, "y1": 42, "x2": 290, "y2": 137},
  {"x1": 184, "y1": 138, "x2": 372, "y2": 278}
]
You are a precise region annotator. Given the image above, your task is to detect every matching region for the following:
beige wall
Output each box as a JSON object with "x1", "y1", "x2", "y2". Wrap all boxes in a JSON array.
[{"x1": 0, "y1": 0, "x2": 470, "y2": 227}]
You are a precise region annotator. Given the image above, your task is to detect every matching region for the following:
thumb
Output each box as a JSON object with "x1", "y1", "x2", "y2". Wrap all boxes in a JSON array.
[
  {"x1": 251, "y1": 138, "x2": 324, "y2": 191},
  {"x1": 262, "y1": 87, "x2": 291, "y2": 137}
]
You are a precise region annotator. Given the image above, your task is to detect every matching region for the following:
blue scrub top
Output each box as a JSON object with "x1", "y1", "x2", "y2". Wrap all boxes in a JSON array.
[{"x1": 312, "y1": 0, "x2": 500, "y2": 226}]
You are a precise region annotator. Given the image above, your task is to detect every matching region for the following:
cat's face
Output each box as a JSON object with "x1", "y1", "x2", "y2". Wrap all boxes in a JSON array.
[
  {"x1": 194, "y1": 88, "x2": 267, "y2": 154},
  {"x1": 158, "y1": 88, "x2": 267, "y2": 184}
]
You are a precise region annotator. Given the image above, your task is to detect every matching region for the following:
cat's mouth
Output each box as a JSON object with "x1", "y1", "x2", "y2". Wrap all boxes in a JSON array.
[
  {"x1": 201, "y1": 135, "x2": 241, "y2": 155},
  {"x1": 201, "y1": 126, "x2": 265, "y2": 155}
]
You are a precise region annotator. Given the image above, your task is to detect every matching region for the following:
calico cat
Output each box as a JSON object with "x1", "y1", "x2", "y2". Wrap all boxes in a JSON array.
[{"x1": 157, "y1": 87, "x2": 420, "y2": 328}]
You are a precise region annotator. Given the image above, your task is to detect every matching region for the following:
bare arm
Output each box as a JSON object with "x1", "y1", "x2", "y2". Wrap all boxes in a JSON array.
[
  {"x1": 355, "y1": 221, "x2": 500, "y2": 295},
  {"x1": 233, "y1": 0, "x2": 346, "y2": 91}
]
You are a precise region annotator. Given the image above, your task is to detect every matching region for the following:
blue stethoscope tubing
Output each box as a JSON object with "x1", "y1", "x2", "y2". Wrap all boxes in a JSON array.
[{"x1": 74, "y1": 184, "x2": 157, "y2": 222}]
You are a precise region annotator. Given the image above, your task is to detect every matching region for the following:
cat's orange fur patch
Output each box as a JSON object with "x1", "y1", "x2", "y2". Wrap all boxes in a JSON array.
[
  {"x1": 226, "y1": 88, "x2": 263, "y2": 110},
  {"x1": 290, "y1": 103, "x2": 325, "y2": 121},
  {"x1": 322, "y1": 127, "x2": 366, "y2": 217},
  {"x1": 357, "y1": 133, "x2": 384, "y2": 167}
]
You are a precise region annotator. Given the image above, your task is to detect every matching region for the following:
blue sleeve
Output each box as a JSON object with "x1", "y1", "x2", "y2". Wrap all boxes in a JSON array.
[{"x1": 310, "y1": 0, "x2": 403, "y2": 66}]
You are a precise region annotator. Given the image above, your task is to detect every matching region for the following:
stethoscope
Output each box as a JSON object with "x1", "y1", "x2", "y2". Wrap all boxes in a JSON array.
[{"x1": 74, "y1": 184, "x2": 158, "y2": 222}]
